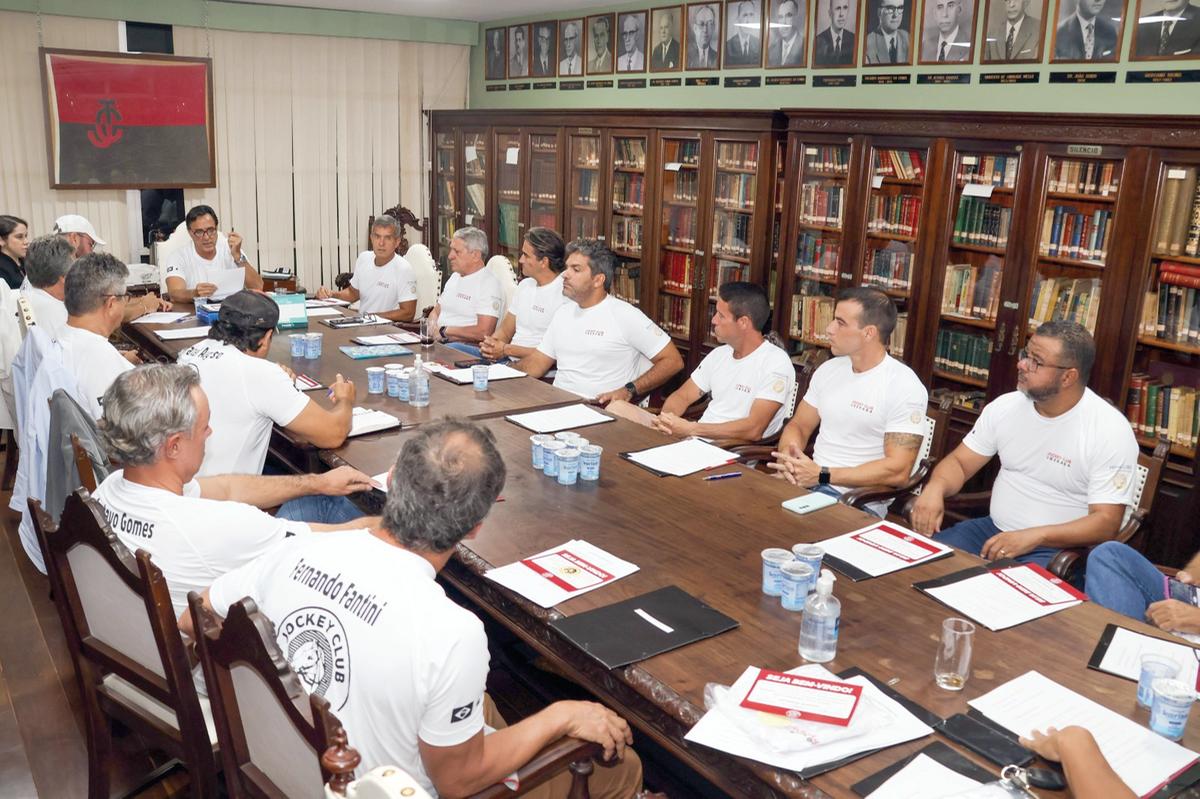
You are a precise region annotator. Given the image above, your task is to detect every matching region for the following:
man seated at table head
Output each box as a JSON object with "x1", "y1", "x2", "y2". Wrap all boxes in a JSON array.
[
  {"x1": 912, "y1": 320, "x2": 1138, "y2": 568},
  {"x1": 184, "y1": 418, "x2": 646, "y2": 798},
  {"x1": 426, "y1": 226, "x2": 505, "y2": 358},
  {"x1": 770, "y1": 287, "x2": 928, "y2": 516},
  {"x1": 52, "y1": 213, "x2": 103, "y2": 259},
  {"x1": 94, "y1": 364, "x2": 376, "y2": 617},
  {"x1": 480, "y1": 227, "x2": 569, "y2": 362},
  {"x1": 314, "y1": 214, "x2": 417, "y2": 322},
  {"x1": 163, "y1": 204, "x2": 264, "y2": 304},
  {"x1": 59, "y1": 252, "x2": 138, "y2": 417},
  {"x1": 178, "y1": 290, "x2": 356, "y2": 476},
  {"x1": 20, "y1": 234, "x2": 73, "y2": 338},
  {"x1": 608, "y1": 282, "x2": 794, "y2": 443},
  {"x1": 515, "y1": 238, "x2": 684, "y2": 404}
]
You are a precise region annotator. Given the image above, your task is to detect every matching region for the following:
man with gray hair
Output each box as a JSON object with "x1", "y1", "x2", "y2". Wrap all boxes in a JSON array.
[
  {"x1": 188, "y1": 418, "x2": 648, "y2": 799},
  {"x1": 314, "y1": 214, "x2": 417, "y2": 321},
  {"x1": 56, "y1": 253, "x2": 135, "y2": 418},
  {"x1": 913, "y1": 320, "x2": 1139, "y2": 567},
  {"x1": 516, "y1": 239, "x2": 683, "y2": 403},
  {"x1": 20, "y1": 234, "x2": 74, "y2": 338},
  {"x1": 92, "y1": 363, "x2": 376, "y2": 617},
  {"x1": 426, "y1": 226, "x2": 505, "y2": 356}
]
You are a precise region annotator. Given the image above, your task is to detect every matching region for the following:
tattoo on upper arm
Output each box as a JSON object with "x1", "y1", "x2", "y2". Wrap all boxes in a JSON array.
[{"x1": 884, "y1": 432, "x2": 923, "y2": 450}]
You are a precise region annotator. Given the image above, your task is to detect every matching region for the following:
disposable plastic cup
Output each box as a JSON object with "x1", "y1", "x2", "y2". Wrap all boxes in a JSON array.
[{"x1": 761, "y1": 548, "x2": 792, "y2": 597}]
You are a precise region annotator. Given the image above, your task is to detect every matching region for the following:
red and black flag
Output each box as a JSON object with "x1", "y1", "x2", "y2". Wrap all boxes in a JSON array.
[{"x1": 41, "y1": 49, "x2": 214, "y2": 189}]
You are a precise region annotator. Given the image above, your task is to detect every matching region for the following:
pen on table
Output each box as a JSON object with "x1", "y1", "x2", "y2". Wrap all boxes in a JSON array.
[{"x1": 703, "y1": 472, "x2": 742, "y2": 482}]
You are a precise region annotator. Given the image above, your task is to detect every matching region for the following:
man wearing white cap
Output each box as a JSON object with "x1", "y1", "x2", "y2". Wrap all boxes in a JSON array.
[{"x1": 52, "y1": 214, "x2": 104, "y2": 259}]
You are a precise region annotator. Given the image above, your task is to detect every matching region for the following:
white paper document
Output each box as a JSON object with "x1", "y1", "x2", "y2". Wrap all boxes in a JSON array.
[
  {"x1": 819, "y1": 521, "x2": 953, "y2": 577},
  {"x1": 485, "y1": 539, "x2": 638, "y2": 608},
  {"x1": 371, "y1": 472, "x2": 390, "y2": 491},
  {"x1": 294, "y1": 374, "x2": 324, "y2": 391},
  {"x1": 439, "y1": 363, "x2": 528, "y2": 384},
  {"x1": 305, "y1": 306, "x2": 341, "y2": 318},
  {"x1": 1097, "y1": 627, "x2": 1200, "y2": 697},
  {"x1": 306, "y1": 297, "x2": 350, "y2": 307},
  {"x1": 155, "y1": 326, "x2": 211, "y2": 341},
  {"x1": 922, "y1": 564, "x2": 1086, "y2": 631},
  {"x1": 685, "y1": 664, "x2": 933, "y2": 772},
  {"x1": 131, "y1": 312, "x2": 190, "y2": 325},
  {"x1": 505, "y1": 403, "x2": 615, "y2": 433},
  {"x1": 211, "y1": 269, "x2": 246, "y2": 301},
  {"x1": 625, "y1": 438, "x2": 736, "y2": 477},
  {"x1": 970, "y1": 671, "x2": 1198, "y2": 798},
  {"x1": 866, "y1": 753, "x2": 983, "y2": 799},
  {"x1": 347, "y1": 407, "x2": 401, "y2": 437},
  {"x1": 354, "y1": 332, "x2": 421, "y2": 345}
]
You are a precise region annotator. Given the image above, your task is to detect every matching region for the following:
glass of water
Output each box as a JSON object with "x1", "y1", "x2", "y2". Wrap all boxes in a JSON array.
[
  {"x1": 419, "y1": 316, "x2": 435, "y2": 348},
  {"x1": 934, "y1": 617, "x2": 975, "y2": 691}
]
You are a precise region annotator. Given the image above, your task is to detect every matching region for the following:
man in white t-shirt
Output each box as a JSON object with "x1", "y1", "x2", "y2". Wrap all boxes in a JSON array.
[
  {"x1": 179, "y1": 291, "x2": 355, "y2": 479},
  {"x1": 51, "y1": 213, "x2": 103, "y2": 259},
  {"x1": 163, "y1": 204, "x2": 263, "y2": 303},
  {"x1": 48, "y1": 217, "x2": 170, "y2": 322},
  {"x1": 516, "y1": 239, "x2": 683, "y2": 403},
  {"x1": 771, "y1": 288, "x2": 928, "y2": 516},
  {"x1": 608, "y1": 282, "x2": 794, "y2": 442},
  {"x1": 427, "y1": 226, "x2": 505, "y2": 358},
  {"x1": 20, "y1": 234, "x2": 73, "y2": 339},
  {"x1": 481, "y1": 227, "x2": 569, "y2": 362},
  {"x1": 57, "y1": 253, "x2": 135, "y2": 418},
  {"x1": 93, "y1": 364, "x2": 377, "y2": 617},
  {"x1": 913, "y1": 321, "x2": 1138, "y2": 568},
  {"x1": 184, "y1": 419, "x2": 646, "y2": 799},
  {"x1": 315, "y1": 214, "x2": 418, "y2": 321}
]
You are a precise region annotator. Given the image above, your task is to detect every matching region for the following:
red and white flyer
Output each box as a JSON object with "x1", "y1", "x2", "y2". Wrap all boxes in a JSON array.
[
  {"x1": 739, "y1": 668, "x2": 864, "y2": 726},
  {"x1": 923, "y1": 564, "x2": 1088, "y2": 631},
  {"x1": 817, "y1": 521, "x2": 953, "y2": 577},
  {"x1": 484, "y1": 539, "x2": 638, "y2": 608}
]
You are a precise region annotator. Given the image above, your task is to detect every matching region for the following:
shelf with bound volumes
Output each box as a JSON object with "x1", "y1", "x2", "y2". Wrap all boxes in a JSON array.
[
  {"x1": 657, "y1": 136, "x2": 701, "y2": 343},
  {"x1": 434, "y1": 130, "x2": 458, "y2": 273},
  {"x1": 609, "y1": 132, "x2": 649, "y2": 308},
  {"x1": 462, "y1": 129, "x2": 488, "y2": 234},
  {"x1": 495, "y1": 129, "x2": 523, "y2": 262},
  {"x1": 705, "y1": 139, "x2": 761, "y2": 346},
  {"x1": 528, "y1": 132, "x2": 561, "y2": 236},
  {"x1": 567, "y1": 133, "x2": 601, "y2": 240}
]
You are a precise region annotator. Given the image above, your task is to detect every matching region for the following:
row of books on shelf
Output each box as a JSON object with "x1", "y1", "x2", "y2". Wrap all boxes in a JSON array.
[
  {"x1": 530, "y1": 139, "x2": 556, "y2": 153},
  {"x1": 611, "y1": 217, "x2": 644, "y2": 253},
  {"x1": 663, "y1": 207, "x2": 698, "y2": 247},
  {"x1": 957, "y1": 154, "x2": 1018, "y2": 189},
  {"x1": 613, "y1": 138, "x2": 646, "y2": 170},
  {"x1": 613, "y1": 173, "x2": 645, "y2": 211},
  {"x1": 874, "y1": 149, "x2": 925, "y2": 181},
  {"x1": 935, "y1": 329, "x2": 992, "y2": 382},
  {"x1": 570, "y1": 216, "x2": 598, "y2": 240},
  {"x1": 931, "y1": 386, "x2": 986, "y2": 411},
  {"x1": 1138, "y1": 263, "x2": 1200, "y2": 345},
  {"x1": 798, "y1": 183, "x2": 844, "y2": 227},
  {"x1": 574, "y1": 170, "x2": 600, "y2": 207},
  {"x1": 1126, "y1": 375, "x2": 1200, "y2": 448},
  {"x1": 1028, "y1": 276, "x2": 1101, "y2": 332},
  {"x1": 497, "y1": 204, "x2": 519, "y2": 250},
  {"x1": 659, "y1": 295, "x2": 692, "y2": 336},
  {"x1": 465, "y1": 183, "x2": 485, "y2": 217},
  {"x1": 665, "y1": 171, "x2": 700, "y2": 203},
  {"x1": 1047, "y1": 158, "x2": 1119, "y2": 196},
  {"x1": 941, "y1": 262, "x2": 1001, "y2": 322},
  {"x1": 795, "y1": 231, "x2": 840, "y2": 279},
  {"x1": 436, "y1": 150, "x2": 454, "y2": 173},
  {"x1": 661, "y1": 251, "x2": 696, "y2": 292},
  {"x1": 866, "y1": 194, "x2": 922, "y2": 237},
  {"x1": 1154, "y1": 166, "x2": 1200, "y2": 257},
  {"x1": 437, "y1": 177, "x2": 457, "y2": 213},
  {"x1": 803, "y1": 146, "x2": 850, "y2": 176},
  {"x1": 790, "y1": 295, "x2": 833, "y2": 343},
  {"x1": 436, "y1": 217, "x2": 455, "y2": 249},
  {"x1": 892, "y1": 312, "x2": 908, "y2": 358},
  {"x1": 498, "y1": 189, "x2": 520, "y2": 201},
  {"x1": 613, "y1": 264, "x2": 641, "y2": 306},
  {"x1": 710, "y1": 262, "x2": 748, "y2": 298},
  {"x1": 715, "y1": 141, "x2": 759, "y2": 171},
  {"x1": 1037, "y1": 206, "x2": 1113, "y2": 262},
  {"x1": 862, "y1": 247, "x2": 913, "y2": 292},
  {"x1": 952, "y1": 197, "x2": 1012, "y2": 249},
  {"x1": 714, "y1": 172, "x2": 756, "y2": 209},
  {"x1": 664, "y1": 139, "x2": 700, "y2": 166},
  {"x1": 531, "y1": 210, "x2": 556, "y2": 230},
  {"x1": 530, "y1": 160, "x2": 558, "y2": 202},
  {"x1": 573, "y1": 138, "x2": 599, "y2": 167},
  {"x1": 712, "y1": 211, "x2": 752, "y2": 258}
]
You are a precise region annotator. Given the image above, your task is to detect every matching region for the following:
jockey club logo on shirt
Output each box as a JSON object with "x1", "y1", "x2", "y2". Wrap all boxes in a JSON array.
[
  {"x1": 492, "y1": 299, "x2": 501, "y2": 311},
  {"x1": 1046, "y1": 451, "x2": 1073, "y2": 468},
  {"x1": 377, "y1": 281, "x2": 391, "y2": 290},
  {"x1": 584, "y1": 329, "x2": 605, "y2": 337},
  {"x1": 532, "y1": 303, "x2": 546, "y2": 314},
  {"x1": 735, "y1": 382, "x2": 753, "y2": 395},
  {"x1": 277, "y1": 606, "x2": 351, "y2": 710},
  {"x1": 456, "y1": 292, "x2": 472, "y2": 301},
  {"x1": 773, "y1": 378, "x2": 786, "y2": 394},
  {"x1": 850, "y1": 399, "x2": 876, "y2": 414}
]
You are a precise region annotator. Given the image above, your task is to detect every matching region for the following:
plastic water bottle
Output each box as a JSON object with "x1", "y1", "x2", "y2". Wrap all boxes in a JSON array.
[
  {"x1": 410, "y1": 356, "x2": 430, "y2": 408},
  {"x1": 799, "y1": 569, "x2": 840, "y2": 663}
]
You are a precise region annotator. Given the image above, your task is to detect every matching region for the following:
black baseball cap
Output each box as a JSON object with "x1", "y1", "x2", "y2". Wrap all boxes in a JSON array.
[{"x1": 217, "y1": 289, "x2": 279, "y2": 331}]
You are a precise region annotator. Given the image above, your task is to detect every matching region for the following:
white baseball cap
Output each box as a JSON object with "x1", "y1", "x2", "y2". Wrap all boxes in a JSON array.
[{"x1": 52, "y1": 214, "x2": 106, "y2": 246}]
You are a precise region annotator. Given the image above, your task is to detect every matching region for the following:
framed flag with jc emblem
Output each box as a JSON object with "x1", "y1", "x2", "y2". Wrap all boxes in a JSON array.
[{"x1": 40, "y1": 48, "x2": 215, "y2": 190}]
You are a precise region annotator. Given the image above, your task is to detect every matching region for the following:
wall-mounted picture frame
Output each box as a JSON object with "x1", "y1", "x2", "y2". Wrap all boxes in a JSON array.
[
  {"x1": 918, "y1": 0, "x2": 978, "y2": 62},
  {"x1": 530, "y1": 21, "x2": 558, "y2": 77},
  {"x1": 559, "y1": 18, "x2": 586, "y2": 75},
  {"x1": 686, "y1": 2, "x2": 724, "y2": 69},
  {"x1": 617, "y1": 11, "x2": 650, "y2": 71},
  {"x1": 1050, "y1": 0, "x2": 1124, "y2": 62},
  {"x1": 811, "y1": 0, "x2": 858, "y2": 66},
  {"x1": 862, "y1": 0, "x2": 915, "y2": 65},
  {"x1": 485, "y1": 26, "x2": 507, "y2": 80},
  {"x1": 587, "y1": 13, "x2": 616, "y2": 74},
  {"x1": 980, "y1": 0, "x2": 1048, "y2": 62},
  {"x1": 507, "y1": 23, "x2": 530, "y2": 78},
  {"x1": 1130, "y1": 0, "x2": 1200, "y2": 60},
  {"x1": 726, "y1": 0, "x2": 766, "y2": 67},
  {"x1": 650, "y1": 5, "x2": 686, "y2": 71}
]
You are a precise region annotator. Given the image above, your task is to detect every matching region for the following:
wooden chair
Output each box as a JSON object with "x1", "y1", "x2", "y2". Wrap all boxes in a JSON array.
[
  {"x1": 33, "y1": 491, "x2": 220, "y2": 799},
  {"x1": 1, "y1": 427, "x2": 17, "y2": 490},
  {"x1": 404, "y1": 244, "x2": 442, "y2": 314},
  {"x1": 70, "y1": 432, "x2": 98, "y2": 492},
  {"x1": 190, "y1": 594, "x2": 603, "y2": 799},
  {"x1": 486, "y1": 254, "x2": 520, "y2": 312}
]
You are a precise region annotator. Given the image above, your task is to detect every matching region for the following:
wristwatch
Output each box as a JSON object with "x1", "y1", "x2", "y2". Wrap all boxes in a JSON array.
[
  {"x1": 818, "y1": 466, "x2": 831, "y2": 486},
  {"x1": 624, "y1": 381, "x2": 637, "y2": 400},
  {"x1": 439, "y1": 325, "x2": 447, "y2": 341},
  {"x1": 236, "y1": 252, "x2": 247, "y2": 265}
]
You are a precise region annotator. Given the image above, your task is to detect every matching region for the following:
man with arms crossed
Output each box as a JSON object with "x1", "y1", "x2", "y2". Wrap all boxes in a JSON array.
[
  {"x1": 608, "y1": 282, "x2": 794, "y2": 443},
  {"x1": 516, "y1": 239, "x2": 683, "y2": 404},
  {"x1": 315, "y1": 214, "x2": 417, "y2": 322},
  {"x1": 164, "y1": 204, "x2": 263, "y2": 303},
  {"x1": 771, "y1": 287, "x2": 927, "y2": 517},
  {"x1": 426, "y1": 226, "x2": 505, "y2": 358},
  {"x1": 184, "y1": 419, "x2": 648, "y2": 798},
  {"x1": 94, "y1": 364, "x2": 376, "y2": 617},
  {"x1": 481, "y1": 227, "x2": 568, "y2": 362},
  {"x1": 912, "y1": 321, "x2": 1138, "y2": 567}
]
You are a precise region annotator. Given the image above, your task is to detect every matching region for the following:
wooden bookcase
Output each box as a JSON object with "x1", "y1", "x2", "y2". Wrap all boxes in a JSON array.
[
  {"x1": 607, "y1": 128, "x2": 651, "y2": 308},
  {"x1": 432, "y1": 129, "x2": 459, "y2": 273},
  {"x1": 494, "y1": 128, "x2": 523, "y2": 263}
]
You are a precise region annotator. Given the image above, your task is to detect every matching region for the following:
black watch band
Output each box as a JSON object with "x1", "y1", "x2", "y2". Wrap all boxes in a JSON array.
[
  {"x1": 439, "y1": 325, "x2": 447, "y2": 341},
  {"x1": 624, "y1": 381, "x2": 637, "y2": 399},
  {"x1": 818, "y1": 466, "x2": 831, "y2": 486}
]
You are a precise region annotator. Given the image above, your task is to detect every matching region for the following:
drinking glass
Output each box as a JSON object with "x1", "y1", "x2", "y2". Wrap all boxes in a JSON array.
[{"x1": 934, "y1": 617, "x2": 975, "y2": 691}]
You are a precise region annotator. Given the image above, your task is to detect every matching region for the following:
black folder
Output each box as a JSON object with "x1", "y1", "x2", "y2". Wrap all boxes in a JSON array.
[
  {"x1": 850, "y1": 741, "x2": 997, "y2": 796},
  {"x1": 548, "y1": 585, "x2": 738, "y2": 669}
]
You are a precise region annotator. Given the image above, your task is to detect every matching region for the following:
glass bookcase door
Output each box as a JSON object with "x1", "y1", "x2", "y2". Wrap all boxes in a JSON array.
[
  {"x1": 568, "y1": 134, "x2": 601, "y2": 240},
  {"x1": 434, "y1": 131, "x2": 458, "y2": 272},
  {"x1": 461, "y1": 130, "x2": 488, "y2": 233},
  {"x1": 657, "y1": 136, "x2": 701, "y2": 344},
  {"x1": 528, "y1": 133, "x2": 560, "y2": 237},
  {"x1": 610, "y1": 134, "x2": 648, "y2": 307},
  {"x1": 495, "y1": 131, "x2": 522, "y2": 261},
  {"x1": 705, "y1": 138, "x2": 759, "y2": 345},
  {"x1": 769, "y1": 138, "x2": 786, "y2": 309}
]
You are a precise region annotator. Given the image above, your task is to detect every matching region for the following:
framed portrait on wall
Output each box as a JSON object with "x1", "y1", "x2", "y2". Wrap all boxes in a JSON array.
[
  {"x1": 918, "y1": 0, "x2": 978, "y2": 62},
  {"x1": 686, "y1": 2, "x2": 723, "y2": 69},
  {"x1": 507, "y1": 24, "x2": 530, "y2": 78},
  {"x1": 559, "y1": 18, "x2": 585, "y2": 75},
  {"x1": 530, "y1": 21, "x2": 558, "y2": 77},
  {"x1": 1130, "y1": 0, "x2": 1200, "y2": 60},
  {"x1": 617, "y1": 11, "x2": 650, "y2": 72},
  {"x1": 980, "y1": 0, "x2": 1048, "y2": 62},
  {"x1": 485, "y1": 27, "x2": 506, "y2": 80},
  {"x1": 862, "y1": 0, "x2": 915, "y2": 65},
  {"x1": 725, "y1": 0, "x2": 764, "y2": 67},
  {"x1": 811, "y1": 0, "x2": 858, "y2": 66},
  {"x1": 1050, "y1": 0, "x2": 1124, "y2": 62},
  {"x1": 765, "y1": 0, "x2": 807, "y2": 67},
  {"x1": 587, "y1": 13, "x2": 616, "y2": 74},
  {"x1": 40, "y1": 48, "x2": 214, "y2": 189},
  {"x1": 650, "y1": 5, "x2": 685, "y2": 71}
]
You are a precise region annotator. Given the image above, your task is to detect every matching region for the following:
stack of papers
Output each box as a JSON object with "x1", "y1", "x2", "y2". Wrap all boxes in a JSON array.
[
  {"x1": 354, "y1": 332, "x2": 422, "y2": 345},
  {"x1": 623, "y1": 438, "x2": 737, "y2": 477},
  {"x1": 436, "y1": 363, "x2": 527, "y2": 384},
  {"x1": 306, "y1": 306, "x2": 342, "y2": 318},
  {"x1": 915, "y1": 563, "x2": 1086, "y2": 630},
  {"x1": 338, "y1": 344, "x2": 413, "y2": 360},
  {"x1": 485, "y1": 539, "x2": 638, "y2": 608},
  {"x1": 506, "y1": 404, "x2": 615, "y2": 433},
  {"x1": 155, "y1": 326, "x2": 211, "y2": 341},
  {"x1": 306, "y1": 297, "x2": 350, "y2": 307},
  {"x1": 1090, "y1": 625, "x2": 1200, "y2": 697},
  {"x1": 970, "y1": 671, "x2": 1199, "y2": 797},
  {"x1": 866, "y1": 753, "x2": 983, "y2": 799},
  {"x1": 348, "y1": 407, "x2": 401, "y2": 437},
  {"x1": 210, "y1": 270, "x2": 246, "y2": 300},
  {"x1": 819, "y1": 521, "x2": 954, "y2": 580},
  {"x1": 132, "y1": 312, "x2": 191, "y2": 325}
]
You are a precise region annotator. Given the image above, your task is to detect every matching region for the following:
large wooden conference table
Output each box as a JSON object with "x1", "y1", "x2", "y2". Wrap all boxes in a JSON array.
[{"x1": 126, "y1": 304, "x2": 1200, "y2": 799}]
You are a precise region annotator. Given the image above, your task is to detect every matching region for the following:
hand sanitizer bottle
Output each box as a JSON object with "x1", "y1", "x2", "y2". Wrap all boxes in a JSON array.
[
  {"x1": 799, "y1": 569, "x2": 840, "y2": 663},
  {"x1": 410, "y1": 356, "x2": 430, "y2": 408}
]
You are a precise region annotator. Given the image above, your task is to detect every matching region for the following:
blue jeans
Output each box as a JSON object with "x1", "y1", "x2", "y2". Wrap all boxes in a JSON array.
[
  {"x1": 276, "y1": 494, "x2": 364, "y2": 525},
  {"x1": 444, "y1": 342, "x2": 483, "y2": 358},
  {"x1": 1085, "y1": 541, "x2": 1166, "y2": 620},
  {"x1": 933, "y1": 515, "x2": 1059, "y2": 568},
  {"x1": 810, "y1": 483, "x2": 885, "y2": 519}
]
